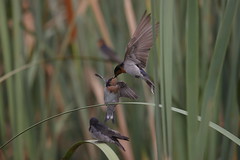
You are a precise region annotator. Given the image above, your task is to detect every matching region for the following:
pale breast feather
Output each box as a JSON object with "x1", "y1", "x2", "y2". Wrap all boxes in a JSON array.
[
  {"x1": 123, "y1": 60, "x2": 142, "y2": 77},
  {"x1": 104, "y1": 88, "x2": 119, "y2": 104}
]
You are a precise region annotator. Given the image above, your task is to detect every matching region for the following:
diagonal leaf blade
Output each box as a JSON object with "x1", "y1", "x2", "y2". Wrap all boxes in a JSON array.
[
  {"x1": 62, "y1": 140, "x2": 120, "y2": 160},
  {"x1": 196, "y1": 0, "x2": 239, "y2": 159}
]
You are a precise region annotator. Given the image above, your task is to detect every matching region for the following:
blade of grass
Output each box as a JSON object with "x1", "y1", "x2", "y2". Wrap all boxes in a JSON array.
[
  {"x1": 0, "y1": 86, "x2": 5, "y2": 141},
  {"x1": 0, "y1": 103, "x2": 104, "y2": 149},
  {"x1": 0, "y1": 0, "x2": 18, "y2": 159},
  {"x1": 89, "y1": 0, "x2": 113, "y2": 47},
  {"x1": 30, "y1": 1, "x2": 49, "y2": 160},
  {"x1": 196, "y1": 0, "x2": 239, "y2": 159},
  {"x1": 186, "y1": 0, "x2": 199, "y2": 159},
  {"x1": 172, "y1": 112, "x2": 187, "y2": 160},
  {"x1": 161, "y1": 0, "x2": 174, "y2": 158},
  {"x1": 206, "y1": 74, "x2": 221, "y2": 160},
  {"x1": 200, "y1": 0, "x2": 211, "y2": 88},
  {"x1": 172, "y1": 1, "x2": 186, "y2": 109},
  {"x1": 159, "y1": 0, "x2": 168, "y2": 158},
  {"x1": 62, "y1": 140, "x2": 119, "y2": 160},
  {"x1": 12, "y1": 0, "x2": 26, "y2": 159},
  {"x1": 219, "y1": 6, "x2": 240, "y2": 159},
  {"x1": 172, "y1": 3, "x2": 187, "y2": 159},
  {"x1": 123, "y1": 0, "x2": 136, "y2": 35},
  {"x1": 151, "y1": 0, "x2": 162, "y2": 159},
  {"x1": 1, "y1": 102, "x2": 239, "y2": 149}
]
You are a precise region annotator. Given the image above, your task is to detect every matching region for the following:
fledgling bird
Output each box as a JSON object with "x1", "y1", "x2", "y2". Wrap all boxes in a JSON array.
[
  {"x1": 98, "y1": 39, "x2": 122, "y2": 63},
  {"x1": 89, "y1": 117, "x2": 129, "y2": 151},
  {"x1": 95, "y1": 73, "x2": 138, "y2": 122},
  {"x1": 114, "y1": 11, "x2": 159, "y2": 93}
]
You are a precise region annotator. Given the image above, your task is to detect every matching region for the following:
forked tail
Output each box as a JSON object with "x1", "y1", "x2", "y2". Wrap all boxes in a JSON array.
[
  {"x1": 114, "y1": 140, "x2": 126, "y2": 151},
  {"x1": 105, "y1": 106, "x2": 115, "y2": 123},
  {"x1": 139, "y1": 67, "x2": 155, "y2": 94},
  {"x1": 144, "y1": 78, "x2": 155, "y2": 94}
]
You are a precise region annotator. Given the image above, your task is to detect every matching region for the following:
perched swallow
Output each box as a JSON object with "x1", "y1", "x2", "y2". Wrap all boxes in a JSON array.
[
  {"x1": 95, "y1": 73, "x2": 138, "y2": 122},
  {"x1": 89, "y1": 117, "x2": 129, "y2": 151},
  {"x1": 114, "y1": 11, "x2": 159, "y2": 93},
  {"x1": 98, "y1": 39, "x2": 122, "y2": 63}
]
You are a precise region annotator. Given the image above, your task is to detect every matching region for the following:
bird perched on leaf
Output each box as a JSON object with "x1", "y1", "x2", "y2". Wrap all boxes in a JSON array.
[
  {"x1": 114, "y1": 11, "x2": 159, "y2": 93},
  {"x1": 89, "y1": 117, "x2": 129, "y2": 151},
  {"x1": 95, "y1": 73, "x2": 138, "y2": 122},
  {"x1": 97, "y1": 39, "x2": 122, "y2": 63}
]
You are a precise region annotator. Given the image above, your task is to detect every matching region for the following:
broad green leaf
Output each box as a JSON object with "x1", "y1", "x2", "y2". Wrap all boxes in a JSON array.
[
  {"x1": 62, "y1": 140, "x2": 119, "y2": 160},
  {"x1": 186, "y1": 0, "x2": 199, "y2": 159}
]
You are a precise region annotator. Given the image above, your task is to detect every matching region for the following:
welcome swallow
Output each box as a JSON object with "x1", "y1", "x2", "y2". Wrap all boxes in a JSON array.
[
  {"x1": 89, "y1": 117, "x2": 129, "y2": 151},
  {"x1": 98, "y1": 39, "x2": 122, "y2": 63},
  {"x1": 114, "y1": 11, "x2": 159, "y2": 93},
  {"x1": 95, "y1": 73, "x2": 138, "y2": 122}
]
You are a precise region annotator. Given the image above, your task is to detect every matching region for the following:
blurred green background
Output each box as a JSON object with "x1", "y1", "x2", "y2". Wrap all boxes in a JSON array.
[{"x1": 0, "y1": 0, "x2": 239, "y2": 160}]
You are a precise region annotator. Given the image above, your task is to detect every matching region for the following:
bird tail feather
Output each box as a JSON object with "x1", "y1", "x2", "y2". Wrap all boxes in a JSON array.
[
  {"x1": 105, "y1": 106, "x2": 115, "y2": 123},
  {"x1": 115, "y1": 140, "x2": 126, "y2": 151},
  {"x1": 144, "y1": 78, "x2": 155, "y2": 94},
  {"x1": 139, "y1": 67, "x2": 155, "y2": 94}
]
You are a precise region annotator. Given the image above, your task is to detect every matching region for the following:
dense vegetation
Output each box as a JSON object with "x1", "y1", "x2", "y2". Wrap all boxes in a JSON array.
[{"x1": 0, "y1": 0, "x2": 239, "y2": 159}]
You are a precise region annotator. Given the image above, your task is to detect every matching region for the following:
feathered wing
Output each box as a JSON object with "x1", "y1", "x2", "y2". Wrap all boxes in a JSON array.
[
  {"x1": 99, "y1": 125, "x2": 129, "y2": 141},
  {"x1": 109, "y1": 129, "x2": 129, "y2": 141},
  {"x1": 110, "y1": 129, "x2": 129, "y2": 151},
  {"x1": 94, "y1": 122, "x2": 129, "y2": 151},
  {"x1": 124, "y1": 11, "x2": 159, "y2": 68},
  {"x1": 117, "y1": 82, "x2": 138, "y2": 99},
  {"x1": 94, "y1": 121, "x2": 108, "y2": 132}
]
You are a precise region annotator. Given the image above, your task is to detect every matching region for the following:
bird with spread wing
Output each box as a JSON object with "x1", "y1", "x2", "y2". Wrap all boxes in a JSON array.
[{"x1": 114, "y1": 11, "x2": 159, "y2": 93}]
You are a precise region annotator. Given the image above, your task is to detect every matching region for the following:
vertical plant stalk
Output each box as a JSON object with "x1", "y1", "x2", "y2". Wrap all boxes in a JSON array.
[
  {"x1": 12, "y1": 0, "x2": 25, "y2": 159},
  {"x1": 0, "y1": 86, "x2": 5, "y2": 140},
  {"x1": 151, "y1": 0, "x2": 162, "y2": 159},
  {"x1": 160, "y1": 0, "x2": 168, "y2": 158},
  {"x1": 116, "y1": 107, "x2": 135, "y2": 160},
  {"x1": 200, "y1": 0, "x2": 211, "y2": 88},
  {"x1": 64, "y1": 0, "x2": 77, "y2": 42},
  {"x1": 219, "y1": 7, "x2": 240, "y2": 159},
  {"x1": 186, "y1": 0, "x2": 199, "y2": 159},
  {"x1": 89, "y1": 0, "x2": 113, "y2": 47},
  {"x1": 0, "y1": 0, "x2": 17, "y2": 159},
  {"x1": 196, "y1": 0, "x2": 239, "y2": 159},
  {"x1": 162, "y1": 0, "x2": 174, "y2": 158},
  {"x1": 123, "y1": 0, "x2": 136, "y2": 35},
  {"x1": 31, "y1": 1, "x2": 50, "y2": 159}
]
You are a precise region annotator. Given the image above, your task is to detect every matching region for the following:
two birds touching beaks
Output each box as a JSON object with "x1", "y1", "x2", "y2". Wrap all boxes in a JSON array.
[
  {"x1": 97, "y1": 11, "x2": 159, "y2": 122},
  {"x1": 89, "y1": 11, "x2": 159, "y2": 151}
]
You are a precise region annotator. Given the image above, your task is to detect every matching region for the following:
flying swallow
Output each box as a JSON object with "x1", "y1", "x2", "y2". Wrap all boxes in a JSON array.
[
  {"x1": 98, "y1": 39, "x2": 122, "y2": 63},
  {"x1": 89, "y1": 117, "x2": 129, "y2": 151},
  {"x1": 95, "y1": 73, "x2": 138, "y2": 122},
  {"x1": 113, "y1": 11, "x2": 159, "y2": 93}
]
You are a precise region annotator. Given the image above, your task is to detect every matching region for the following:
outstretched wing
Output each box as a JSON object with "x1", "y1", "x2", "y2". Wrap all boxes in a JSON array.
[
  {"x1": 124, "y1": 11, "x2": 159, "y2": 68},
  {"x1": 117, "y1": 82, "x2": 138, "y2": 99}
]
